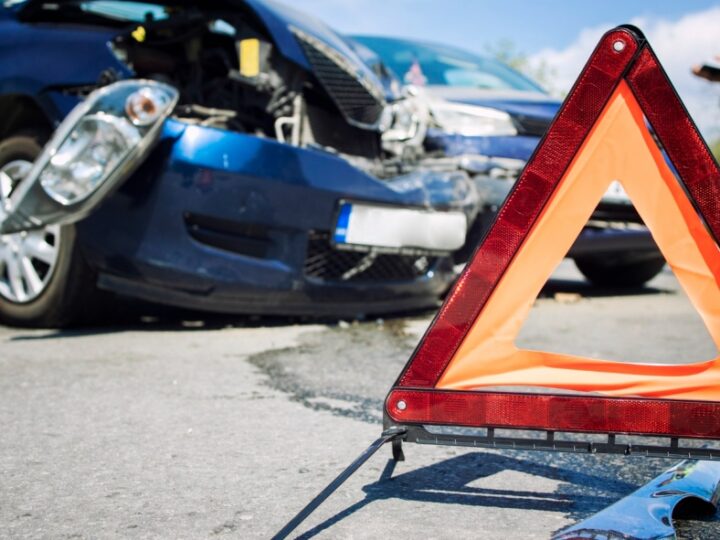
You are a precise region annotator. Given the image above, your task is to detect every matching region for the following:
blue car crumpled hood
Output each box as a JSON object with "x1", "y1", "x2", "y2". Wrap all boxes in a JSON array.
[
  {"x1": 244, "y1": 0, "x2": 389, "y2": 95},
  {"x1": 15, "y1": 0, "x2": 394, "y2": 103},
  {"x1": 244, "y1": 0, "x2": 399, "y2": 119}
]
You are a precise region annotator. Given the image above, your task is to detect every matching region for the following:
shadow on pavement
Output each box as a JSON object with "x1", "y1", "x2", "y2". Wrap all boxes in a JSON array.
[
  {"x1": 5, "y1": 273, "x2": 671, "y2": 340},
  {"x1": 5, "y1": 296, "x2": 438, "y2": 341},
  {"x1": 540, "y1": 278, "x2": 671, "y2": 299},
  {"x1": 295, "y1": 452, "x2": 637, "y2": 539}
]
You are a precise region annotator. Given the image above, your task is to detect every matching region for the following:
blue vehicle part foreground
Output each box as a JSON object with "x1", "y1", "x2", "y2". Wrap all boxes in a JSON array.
[
  {"x1": 553, "y1": 459, "x2": 720, "y2": 539},
  {"x1": 273, "y1": 427, "x2": 720, "y2": 539}
]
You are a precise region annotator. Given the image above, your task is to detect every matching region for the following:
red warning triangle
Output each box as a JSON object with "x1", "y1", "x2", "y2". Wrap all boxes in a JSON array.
[{"x1": 385, "y1": 26, "x2": 720, "y2": 439}]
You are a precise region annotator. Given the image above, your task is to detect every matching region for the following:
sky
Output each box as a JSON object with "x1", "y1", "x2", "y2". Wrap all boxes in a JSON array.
[{"x1": 291, "y1": 0, "x2": 720, "y2": 140}]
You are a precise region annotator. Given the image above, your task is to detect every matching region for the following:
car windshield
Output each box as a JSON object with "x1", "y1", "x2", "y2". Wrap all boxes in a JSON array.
[
  {"x1": 79, "y1": 1, "x2": 168, "y2": 22},
  {"x1": 352, "y1": 36, "x2": 545, "y2": 93}
]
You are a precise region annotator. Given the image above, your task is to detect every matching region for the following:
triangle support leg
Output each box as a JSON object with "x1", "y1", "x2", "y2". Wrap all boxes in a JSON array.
[{"x1": 272, "y1": 427, "x2": 407, "y2": 540}]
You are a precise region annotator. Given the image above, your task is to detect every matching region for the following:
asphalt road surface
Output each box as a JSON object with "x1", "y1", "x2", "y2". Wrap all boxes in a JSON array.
[{"x1": 2, "y1": 261, "x2": 719, "y2": 539}]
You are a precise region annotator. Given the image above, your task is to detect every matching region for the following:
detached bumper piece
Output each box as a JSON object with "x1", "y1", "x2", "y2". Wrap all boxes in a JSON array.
[
  {"x1": 0, "y1": 80, "x2": 178, "y2": 234},
  {"x1": 553, "y1": 460, "x2": 720, "y2": 540}
]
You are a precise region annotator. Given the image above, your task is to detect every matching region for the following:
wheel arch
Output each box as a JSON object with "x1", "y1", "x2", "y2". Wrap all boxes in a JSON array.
[{"x1": 0, "y1": 93, "x2": 55, "y2": 140}]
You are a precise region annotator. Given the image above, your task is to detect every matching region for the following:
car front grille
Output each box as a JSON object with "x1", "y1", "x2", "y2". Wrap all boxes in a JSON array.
[
  {"x1": 293, "y1": 28, "x2": 385, "y2": 128},
  {"x1": 304, "y1": 232, "x2": 438, "y2": 283}
]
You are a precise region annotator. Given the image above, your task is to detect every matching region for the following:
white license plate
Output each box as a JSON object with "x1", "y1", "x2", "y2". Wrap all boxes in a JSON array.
[
  {"x1": 334, "y1": 203, "x2": 467, "y2": 252},
  {"x1": 602, "y1": 180, "x2": 631, "y2": 203}
]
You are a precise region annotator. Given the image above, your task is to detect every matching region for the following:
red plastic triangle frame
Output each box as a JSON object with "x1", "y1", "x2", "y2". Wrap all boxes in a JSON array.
[{"x1": 385, "y1": 26, "x2": 720, "y2": 441}]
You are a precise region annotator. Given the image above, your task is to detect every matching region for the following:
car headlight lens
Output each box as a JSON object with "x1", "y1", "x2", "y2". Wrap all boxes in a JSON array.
[
  {"x1": 37, "y1": 81, "x2": 178, "y2": 206},
  {"x1": 40, "y1": 114, "x2": 140, "y2": 205},
  {"x1": 430, "y1": 101, "x2": 517, "y2": 137},
  {"x1": 0, "y1": 80, "x2": 179, "y2": 234},
  {"x1": 125, "y1": 87, "x2": 173, "y2": 126}
]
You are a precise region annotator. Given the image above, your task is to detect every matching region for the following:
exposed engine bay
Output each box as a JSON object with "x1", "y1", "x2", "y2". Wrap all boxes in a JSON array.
[
  {"x1": 19, "y1": 2, "x2": 484, "y2": 184},
  {"x1": 14, "y1": 1, "x2": 480, "y2": 243},
  {"x1": 93, "y1": 5, "x2": 443, "y2": 178}
]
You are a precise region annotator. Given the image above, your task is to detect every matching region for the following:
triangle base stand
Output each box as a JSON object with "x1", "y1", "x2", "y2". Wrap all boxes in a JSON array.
[
  {"x1": 389, "y1": 420, "x2": 720, "y2": 460},
  {"x1": 272, "y1": 420, "x2": 720, "y2": 538}
]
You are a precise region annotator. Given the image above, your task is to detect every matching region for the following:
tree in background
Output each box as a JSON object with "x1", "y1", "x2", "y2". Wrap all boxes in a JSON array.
[
  {"x1": 491, "y1": 44, "x2": 720, "y2": 145},
  {"x1": 485, "y1": 39, "x2": 557, "y2": 93}
]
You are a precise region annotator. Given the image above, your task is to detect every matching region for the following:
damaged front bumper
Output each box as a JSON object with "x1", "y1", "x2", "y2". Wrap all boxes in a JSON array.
[
  {"x1": 79, "y1": 121, "x2": 474, "y2": 315},
  {"x1": 1, "y1": 82, "x2": 481, "y2": 315}
]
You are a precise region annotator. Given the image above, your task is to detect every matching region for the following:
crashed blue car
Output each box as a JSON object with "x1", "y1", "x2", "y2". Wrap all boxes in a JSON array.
[
  {"x1": 0, "y1": 1, "x2": 480, "y2": 326},
  {"x1": 353, "y1": 36, "x2": 665, "y2": 287}
]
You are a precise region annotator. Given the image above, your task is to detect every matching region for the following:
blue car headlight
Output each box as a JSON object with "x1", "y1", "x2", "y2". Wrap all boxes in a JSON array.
[
  {"x1": 430, "y1": 100, "x2": 518, "y2": 137},
  {"x1": 0, "y1": 80, "x2": 178, "y2": 233},
  {"x1": 40, "y1": 113, "x2": 139, "y2": 205}
]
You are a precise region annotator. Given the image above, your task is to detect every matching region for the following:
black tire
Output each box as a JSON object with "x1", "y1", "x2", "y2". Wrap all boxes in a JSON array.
[
  {"x1": 0, "y1": 133, "x2": 99, "y2": 327},
  {"x1": 574, "y1": 255, "x2": 666, "y2": 288}
]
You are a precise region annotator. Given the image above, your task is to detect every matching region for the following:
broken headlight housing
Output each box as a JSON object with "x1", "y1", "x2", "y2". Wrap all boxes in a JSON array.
[
  {"x1": 430, "y1": 101, "x2": 517, "y2": 137},
  {"x1": 0, "y1": 80, "x2": 178, "y2": 234}
]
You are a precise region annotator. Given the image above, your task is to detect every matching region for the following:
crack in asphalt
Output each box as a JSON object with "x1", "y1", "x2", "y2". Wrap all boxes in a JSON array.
[
  {"x1": 248, "y1": 343, "x2": 386, "y2": 424},
  {"x1": 247, "y1": 320, "x2": 413, "y2": 425}
]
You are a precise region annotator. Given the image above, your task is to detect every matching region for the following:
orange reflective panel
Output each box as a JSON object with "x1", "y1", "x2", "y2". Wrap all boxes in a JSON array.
[{"x1": 436, "y1": 81, "x2": 720, "y2": 400}]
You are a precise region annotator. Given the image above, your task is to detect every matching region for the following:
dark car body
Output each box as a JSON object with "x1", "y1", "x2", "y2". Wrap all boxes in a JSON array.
[
  {"x1": 354, "y1": 35, "x2": 664, "y2": 281},
  {"x1": 0, "y1": 1, "x2": 479, "y2": 324},
  {"x1": 352, "y1": 36, "x2": 558, "y2": 161},
  {"x1": 422, "y1": 87, "x2": 559, "y2": 161}
]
